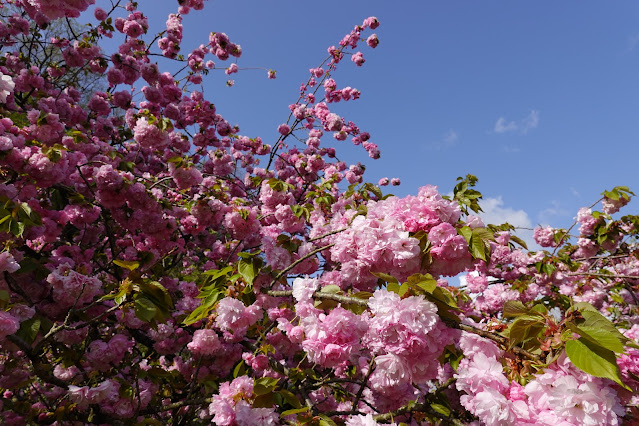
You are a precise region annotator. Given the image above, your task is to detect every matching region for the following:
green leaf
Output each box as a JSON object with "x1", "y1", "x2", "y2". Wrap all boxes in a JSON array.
[
  {"x1": 470, "y1": 234, "x2": 486, "y2": 261},
  {"x1": 571, "y1": 302, "x2": 599, "y2": 313},
  {"x1": 238, "y1": 256, "x2": 262, "y2": 286},
  {"x1": 253, "y1": 392, "x2": 275, "y2": 408},
  {"x1": 113, "y1": 259, "x2": 140, "y2": 271},
  {"x1": 398, "y1": 282, "x2": 410, "y2": 297},
  {"x1": 566, "y1": 339, "x2": 629, "y2": 389},
  {"x1": 10, "y1": 220, "x2": 25, "y2": 238},
  {"x1": 430, "y1": 403, "x2": 451, "y2": 417},
  {"x1": 134, "y1": 297, "x2": 158, "y2": 322},
  {"x1": 416, "y1": 280, "x2": 437, "y2": 293},
  {"x1": 203, "y1": 266, "x2": 233, "y2": 278},
  {"x1": 508, "y1": 315, "x2": 545, "y2": 347},
  {"x1": 255, "y1": 376, "x2": 280, "y2": 388},
  {"x1": 469, "y1": 228, "x2": 493, "y2": 262},
  {"x1": 254, "y1": 377, "x2": 279, "y2": 395},
  {"x1": 530, "y1": 304, "x2": 548, "y2": 314},
  {"x1": 510, "y1": 235, "x2": 528, "y2": 249},
  {"x1": 386, "y1": 282, "x2": 400, "y2": 294},
  {"x1": 281, "y1": 407, "x2": 309, "y2": 417},
  {"x1": 183, "y1": 299, "x2": 216, "y2": 325},
  {"x1": 278, "y1": 390, "x2": 302, "y2": 409},
  {"x1": 371, "y1": 272, "x2": 399, "y2": 285},
  {"x1": 503, "y1": 300, "x2": 531, "y2": 318},
  {"x1": 567, "y1": 309, "x2": 628, "y2": 353},
  {"x1": 233, "y1": 360, "x2": 246, "y2": 378},
  {"x1": 458, "y1": 226, "x2": 472, "y2": 243},
  {"x1": 363, "y1": 183, "x2": 383, "y2": 199},
  {"x1": 319, "y1": 285, "x2": 341, "y2": 294},
  {"x1": 138, "y1": 281, "x2": 173, "y2": 311},
  {"x1": 318, "y1": 414, "x2": 337, "y2": 426},
  {"x1": 406, "y1": 273, "x2": 438, "y2": 294},
  {"x1": 569, "y1": 324, "x2": 625, "y2": 354},
  {"x1": 16, "y1": 317, "x2": 41, "y2": 343}
]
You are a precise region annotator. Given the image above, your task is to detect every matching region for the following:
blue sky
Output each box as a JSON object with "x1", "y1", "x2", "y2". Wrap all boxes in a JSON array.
[{"x1": 101, "y1": 1, "x2": 639, "y2": 242}]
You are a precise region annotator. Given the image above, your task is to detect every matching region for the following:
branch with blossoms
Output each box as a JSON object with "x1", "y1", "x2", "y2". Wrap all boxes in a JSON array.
[{"x1": 0, "y1": 2, "x2": 638, "y2": 425}]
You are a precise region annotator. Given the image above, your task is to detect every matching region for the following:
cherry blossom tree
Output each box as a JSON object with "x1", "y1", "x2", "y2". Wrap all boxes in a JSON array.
[{"x1": 0, "y1": 1, "x2": 638, "y2": 425}]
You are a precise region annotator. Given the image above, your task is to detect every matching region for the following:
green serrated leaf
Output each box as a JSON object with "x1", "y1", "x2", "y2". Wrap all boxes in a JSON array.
[
  {"x1": 17, "y1": 317, "x2": 41, "y2": 343},
  {"x1": 278, "y1": 390, "x2": 302, "y2": 409},
  {"x1": 458, "y1": 226, "x2": 472, "y2": 243},
  {"x1": 113, "y1": 260, "x2": 140, "y2": 271},
  {"x1": 10, "y1": 220, "x2": 25, "y2": 238},
  {"x1": 530, "y1": 304, "x2": 548, "y2": 314},
  {"x1": 183, "y1": 300, "x2": 215, "y2": 325},
  {"x1": 319, "y1": 285, "x2": 341, "y2": 294},
  {"x1": 134, "y1": 297, "x2": 157, "y2": 322},
  {"x1": 568, "y1": 309, "x2": 628, "y2": 353},
  {"x1": 503, "y1": 300, "x2": 530, "y2": 318},
  {"x1": 386, "y1": 282, "x2": 400, "y2": 294},
  {"x1": 281, "y1": 406, "x2": 309, "y2": 417},
  {"x1": 570, "y1": 324, "x2": 625, "y2": 354},
  {"x1": 255, "y1": 376, "x2": 280, "y2": 387},
  {"x1": 238, "y1": 257, "x2": 261, "y2": 286},
  {"x1": 430, "y1": 403, "x2": 451, "y2": 417},
  {"x1": 371, "y1": 272, "x2": 399, "y2": 285},
  {"x1": 233, "y1": 360, "x2": 246, "y2": 378},
  {"x1": 565, "y1": 339, "x2": 629, "y2": 390},
  {"x1": 398, "y1": 282, "x2": 410, "y2": 297},
  {"x1": 351, "y1": 291, "x2": 373, "y2": 300},
  {"x1": 138, "y1": 281, "x2": 173, "y2": 313},
  {"x1": 510, "y1": 235, "x2": 528, "y2": 249},
  {"x1": 508, "y1": 315, "x2": 545, "y2": 347},
  {"x1": 203, "y1": 266, "x2": 233, "y2": 279},
  {"x1": 470, "y1": 234, "x2": 487, "y2": 261},
  {"x1": 318, "y1": 414, "x2": 337, "y2": 426}
]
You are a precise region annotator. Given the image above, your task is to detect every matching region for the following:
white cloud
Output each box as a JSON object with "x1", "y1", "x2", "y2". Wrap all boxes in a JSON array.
[
  {"x1": 537, "y1": 200, "x2": 569, "y2": 226},
  {"x1": 479, "y1": 196, "x2": 532, "y2": 228},
  {"x1": 494, "y1": 117, "x2": 518, "y2": 134},
  {"x1": 478, "y1": 196, "x2": 536, "y2": 249},
  {"x1": 493, "y1": 110, "x2": 539, "y2": 134},
  {"x1": 521, "y1": 110, "x2": 539, "y2": 134},
  {"x1": 455, "y1": 197, "x2": 536, "y2": 287},
  {"x1": 425, "y1": 129, "x2": 458, "y2": 150}
]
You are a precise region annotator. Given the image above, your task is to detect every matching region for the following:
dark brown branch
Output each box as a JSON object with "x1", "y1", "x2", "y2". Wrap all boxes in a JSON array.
[
  {"x1": 268, "y1": 243, "x2": 334, "y2": 288},
  {"x1": 267, "y1": 289, "x2": 368, "y2": 307}
]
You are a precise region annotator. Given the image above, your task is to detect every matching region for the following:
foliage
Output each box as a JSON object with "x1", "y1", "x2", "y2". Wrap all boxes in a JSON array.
[{"x1": 0, "y1": 1, "x2": 638, "y2": 425}]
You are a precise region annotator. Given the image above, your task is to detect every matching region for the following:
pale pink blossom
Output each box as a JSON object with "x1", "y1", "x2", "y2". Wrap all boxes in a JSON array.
[
  {"x1": 292, "y1": 277, "x2": 318, "y2": 303},
  {"x1": 0, "y1": 72, "x2": 15, "y2": 103},
  {"x1": 188, "y1": 329, "x2": 221, "y2": 357}
]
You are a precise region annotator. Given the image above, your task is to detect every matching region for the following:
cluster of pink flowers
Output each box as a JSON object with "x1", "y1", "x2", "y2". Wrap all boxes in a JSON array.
[
  {"x1": 187, "y1": 329, "x2": 221, "y2": 357},
  {"x1": 456, "y1": 332, "x2": 624, "y2": 425},
  {"x1": 207, "y1": 376, "x2": 278, "y2": 425},
  {"x1": 0, "y1": 311, "x2": 19, "y2": 339},
  {"x1": 300, "y1": 305, "x2": 368, "y2": 368},
  {"x1": 0, "y1": 1, "x2": 637, "y2": 424},
  {"x1": 533, "y1": 225, "x2": 558, "y2": 247},
  {"x1": 329, "y1": 208, "x2": 421, "y2": 290},
  {"x1": 20, "y1": 0, "x2": 95, "y2": 24},
  {"x1": 365, "y1": 290, "x2": 455, "y2": 390},
  {"x1": 215, "y1": 297, "x2": 263, "y2": 339}
]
